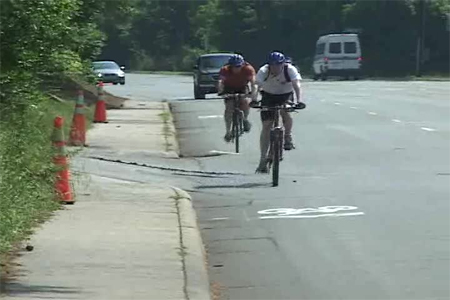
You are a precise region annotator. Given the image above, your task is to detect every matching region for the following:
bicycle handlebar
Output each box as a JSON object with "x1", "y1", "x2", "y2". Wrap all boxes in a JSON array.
[
  {"x1": 220, "y1": 93, "x2": 251, "y2": 98},
  {"x1": 251, "y1": 102, "x2": 306, "y2": 110}
]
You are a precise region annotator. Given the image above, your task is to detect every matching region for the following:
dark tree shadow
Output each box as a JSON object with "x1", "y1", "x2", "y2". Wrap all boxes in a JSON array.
[
  {"x1": 3, "y1": 282, "x2": 83, "y2": 299},
  {"x1": 195, "y1": 182, "x2": 270, "y2": 189}
]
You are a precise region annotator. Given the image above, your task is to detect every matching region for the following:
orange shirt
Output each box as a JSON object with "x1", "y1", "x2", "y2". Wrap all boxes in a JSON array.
[{"x1": 219, "y1": 64, "x2": 255, "y2": 89}]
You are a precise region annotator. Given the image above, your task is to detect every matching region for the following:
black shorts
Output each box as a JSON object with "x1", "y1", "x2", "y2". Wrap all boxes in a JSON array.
[
  {"x1": 260, "y1": 91, "x2": 293, "y2": 121},
  {"x1": 223, "y1": 86, "x2": 248, "y2": 95}
]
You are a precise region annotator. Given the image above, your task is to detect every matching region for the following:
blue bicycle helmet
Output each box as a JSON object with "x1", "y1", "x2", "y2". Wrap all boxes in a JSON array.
[
  {"x1": 268, "y1": 51, "x2": 286, "y2": 65},
  {"x1": 228, "y1": 54, "x2": 245, "y2": 67}
]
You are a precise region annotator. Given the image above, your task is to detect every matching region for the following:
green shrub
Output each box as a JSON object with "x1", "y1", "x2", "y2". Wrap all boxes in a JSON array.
[{"x1": 0, "y1": 74, "x2": 92, "y2": 254}]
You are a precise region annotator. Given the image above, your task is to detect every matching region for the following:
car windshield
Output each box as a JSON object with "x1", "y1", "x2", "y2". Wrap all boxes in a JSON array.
[
  {"x1": 199, "y1": 56, "x2": 230, "y2": 69},
  {"x1": 93, "y1": 62, "x2": 119, "y2": 70}
]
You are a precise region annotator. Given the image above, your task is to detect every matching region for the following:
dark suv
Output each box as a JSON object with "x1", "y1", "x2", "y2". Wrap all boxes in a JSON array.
[{"x1": 193, "y1": 53, "x2": 233, "y2": 99}]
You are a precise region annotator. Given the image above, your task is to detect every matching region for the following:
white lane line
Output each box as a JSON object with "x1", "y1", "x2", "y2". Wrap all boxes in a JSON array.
[
  {"x1": 209, "y1": 217, "x2": 229, "y2": 221},
  {"x1": 209, "y1": 150, "x2": 240, "y2": 155},
  {"x1": 392, "y1": 119, "x2": 402, "y2": 123},
  {"x1": 243, "y1": 210, "x2": 250, "y2": 222},
  {"x1": 259, "y1": 212, "x2": 365, "y2": 219},
  {"x1": 350, "y1": 106, "x2": 359, "y2": 110},
  {"x1": 334, "y1": 102, "x2": 342, "y2": 106},
  {"x1": 421, "y1": 127, "x2": 436, "y2": 132},
  {"x1": 368, "y1": 112, "x2": 377, "y2": 116},
  {"x1": 198, "y1": 115, "x2": 223, "y2": 119}
]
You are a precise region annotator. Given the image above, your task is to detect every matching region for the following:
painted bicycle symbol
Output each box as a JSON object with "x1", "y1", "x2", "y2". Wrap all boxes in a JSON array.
[{"x1": 258, "y1": 206, "x2": 364, "y2": 219}]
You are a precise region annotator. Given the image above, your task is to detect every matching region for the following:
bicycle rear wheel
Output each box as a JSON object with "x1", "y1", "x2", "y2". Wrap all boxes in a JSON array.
[
  {"x1": 233, "y1": 111, "x2": 239, "y2": 153},
  {"x1": 239, "y1": 111, "x2": 244, "y2": 134},
  {"x1": 272, "y1": 137, "x2": 281, "y2": 186}
]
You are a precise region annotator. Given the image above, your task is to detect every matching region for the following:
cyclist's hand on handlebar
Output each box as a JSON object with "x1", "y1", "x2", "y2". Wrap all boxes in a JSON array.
[
  {"x1": 295, "y1": 102, "x2": 306, "y2": 109},
  {"x1": 250, "y1": 100, "x2": 259, "y2": 108}
]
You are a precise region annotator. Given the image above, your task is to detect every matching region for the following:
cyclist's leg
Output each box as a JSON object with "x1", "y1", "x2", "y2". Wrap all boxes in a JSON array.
[
  {"x1": 239, "y1": 96, "x2": 250, "y2": 119},
  {"x1": 260, "y1": 119, "x2": 272, "y2": 160},
  {"x1": 223, "y1": 87, "x2": 236, "y2": 134},
  {"x1": 223, "y1": 97, "x2": 234, "y2": 141},
  {"x1": 281, "y1": 110, "x2": 293, "y2": 139},
  {"x1": 256, "y1": 120, "x2": 272, "y2": 173},
  {"x1": 256, "y1": 93, "x2": 275, "y2": 172},
  {"x1": 238, "y1": 88, "x2": 252, "y2": 132},
  {"x1": 281, "y1": 93, "x2": 295, "y2": 149},
  {"x1": 241, "y1": 99, "x2": 252, "y2": 132}
]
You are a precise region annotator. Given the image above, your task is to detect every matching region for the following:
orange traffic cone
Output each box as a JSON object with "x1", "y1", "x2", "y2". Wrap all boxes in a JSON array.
[
  {"x1": 94, "y1": 81, "x2": 108, "y2": 123},
  {"x1": 52, "y1": 116, "x2": 74, "y2": 204},
  {"x1": 68, "y1": 90, "x2": 87, "y2": 146}
]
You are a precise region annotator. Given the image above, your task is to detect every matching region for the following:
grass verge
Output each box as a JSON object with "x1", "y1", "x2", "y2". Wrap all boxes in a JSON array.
[
  {"x1": 158, "y1": 110, "x2": 174, "y2": 152},
  {"x1": 0, "y1": 95, "x2": 94, "y2": 259}
]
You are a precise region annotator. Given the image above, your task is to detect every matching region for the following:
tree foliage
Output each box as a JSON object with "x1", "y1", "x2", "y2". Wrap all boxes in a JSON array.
[
  {"x1": 98, "y1": 0, "x2": 448, "y2": 74},
  {"x1": 1, "y1": 0, "x2": 449, "y2": 79}
]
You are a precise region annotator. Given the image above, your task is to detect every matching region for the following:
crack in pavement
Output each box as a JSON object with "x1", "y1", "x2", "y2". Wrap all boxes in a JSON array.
[{"x1": 87, "y1": 156, "x2": 244, "y2": 176}]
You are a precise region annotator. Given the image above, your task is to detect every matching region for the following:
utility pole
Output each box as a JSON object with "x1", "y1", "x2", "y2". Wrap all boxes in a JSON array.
[{"x1": 415, "y1": 0, "x2": 426, "y2": 77}]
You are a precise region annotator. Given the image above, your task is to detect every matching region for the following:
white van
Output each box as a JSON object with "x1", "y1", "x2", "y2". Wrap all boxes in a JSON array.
[{"x1": 312, "y1": 33, "x2": 362, "y2": 80}]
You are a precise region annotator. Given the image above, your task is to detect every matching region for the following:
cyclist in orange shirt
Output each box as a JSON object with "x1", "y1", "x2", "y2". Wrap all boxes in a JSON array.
[{"x1": 218, "y1": 54, "x2": 257, "y2": 142}]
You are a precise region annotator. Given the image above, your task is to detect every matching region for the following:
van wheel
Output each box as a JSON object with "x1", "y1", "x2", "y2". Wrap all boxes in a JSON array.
[
  {"x1": 313, "y1": 74, "x2": 319, "y2": 81},
  {"x1": 194, "y1": 85, "x2": 205, "y2": 99}
]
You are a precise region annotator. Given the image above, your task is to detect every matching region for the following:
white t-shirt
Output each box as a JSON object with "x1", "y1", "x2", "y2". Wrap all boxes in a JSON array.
[{"x1": 255, "y1": 64, "x2": 302, "y2": 95}]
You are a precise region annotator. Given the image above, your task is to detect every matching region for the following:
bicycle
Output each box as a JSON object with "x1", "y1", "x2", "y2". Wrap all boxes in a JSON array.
[
  {"x1": 222, "y1": 93, "x2": 249, "y2": 153},
  {"x1": 252, "y1": 102, "x2": 305, "y2": 186}
]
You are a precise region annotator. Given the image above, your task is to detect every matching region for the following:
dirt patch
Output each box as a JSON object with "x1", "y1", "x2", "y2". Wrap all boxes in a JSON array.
[
  {"x1": 211, "y1": 281, "x2": 225, "y2": 300},
  {"x1": 0, "y1": 246, "x2": 23, "y2": 294},
  {"x1": 56, "y1": 76, "x2": 128, "y2": 109}
]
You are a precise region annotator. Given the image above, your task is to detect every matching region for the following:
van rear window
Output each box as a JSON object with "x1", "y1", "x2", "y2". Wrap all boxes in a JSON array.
[
  {"x1": 344, "y1": 42, "x2": 357, "y2": 54},
  {"x1": 316, "y1": 43, "x2": 325, "y2": 55},
  {"x1": 329, "y1": 42, "x2": 342, "y2": 54}
]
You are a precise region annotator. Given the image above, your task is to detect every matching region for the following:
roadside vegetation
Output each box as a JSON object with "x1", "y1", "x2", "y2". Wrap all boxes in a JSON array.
[{"x1": 0, "y1": 0, "x2": 104, "y2": 256}]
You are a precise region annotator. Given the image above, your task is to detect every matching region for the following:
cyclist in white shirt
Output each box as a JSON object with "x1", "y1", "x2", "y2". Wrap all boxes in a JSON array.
[{"x1": 252, "y1": 51, "x2": 305, "y2": 173}]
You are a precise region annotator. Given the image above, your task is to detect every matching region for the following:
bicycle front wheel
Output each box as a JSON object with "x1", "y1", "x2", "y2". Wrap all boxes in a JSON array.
[
  {"x1": 233, "y1": 111, "x2": 239, "y2": 153},
  {"x1": 272, "y1": 137, "x2": 281, "y2": 186}
]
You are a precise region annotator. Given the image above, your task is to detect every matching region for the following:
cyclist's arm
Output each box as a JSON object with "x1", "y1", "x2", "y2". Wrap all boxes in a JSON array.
[
  {"x1": 292, "y1": 79, "x2": 302, "y2": 103},
  {"x1": 287, "y1": 65, "x2": 303, "y2": 104},
  {"x1": 218, "y1": 67, "x2": 228, "y2": 94},
  {"x1": 249, "y1": 76, "x2": 257, "y2": 101},
  {"x1": 217, "y1": 79, "x2": 225, "y2": 94},
  {"x1": 253, "y1": 67, "x2": 267, "y2": 103}
]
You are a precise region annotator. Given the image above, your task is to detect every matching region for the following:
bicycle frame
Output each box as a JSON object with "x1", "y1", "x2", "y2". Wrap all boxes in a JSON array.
[
  {"x1": 253, "y1": 103, "x2": 298, "y2": 186},
  {"x1": 223, "y1": 93, "x2": 247, "y2": 153},
  {"x1": 269, "y1": 107, "x2": 284, "y2": 186}
]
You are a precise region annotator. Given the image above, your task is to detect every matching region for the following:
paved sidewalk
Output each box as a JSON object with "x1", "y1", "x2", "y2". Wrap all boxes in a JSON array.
[{"x1": 1, "y1": 101, "x2": 210, "y2": 300}]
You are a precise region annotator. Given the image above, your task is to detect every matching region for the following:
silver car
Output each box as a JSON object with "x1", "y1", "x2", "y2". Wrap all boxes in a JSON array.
[{"x1": 92, "y1": 61, "x2": 125, "y2": 85}]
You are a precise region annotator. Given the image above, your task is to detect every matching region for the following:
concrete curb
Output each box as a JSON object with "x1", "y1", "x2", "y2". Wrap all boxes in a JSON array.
[
  {"x1": 172, "y1": 187, "x2": 211, "y2": 300},
  {"x1": 162, "y1": 102, "x2": 181, "y2": 158}
]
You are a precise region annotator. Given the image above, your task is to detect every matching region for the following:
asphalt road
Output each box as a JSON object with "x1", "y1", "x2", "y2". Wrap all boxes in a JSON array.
[
  {"x1": 104, "y1": 73, "x2": 193, "y2": 102},
  {"x1": 107, "y1": 74, "x2": 450, "y2": 300}
]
